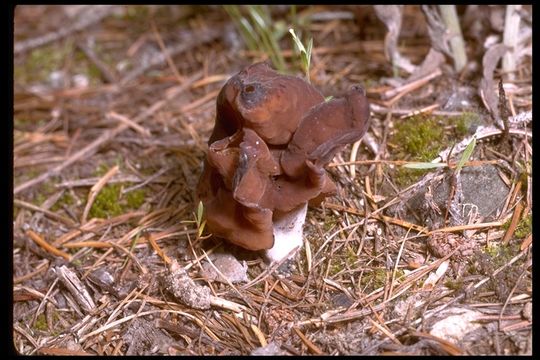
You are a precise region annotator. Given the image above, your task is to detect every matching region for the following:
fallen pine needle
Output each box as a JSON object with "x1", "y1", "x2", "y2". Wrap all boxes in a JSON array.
[
  {"x1": 251, "y1": 323, "x2": 268, "y2": 347},
  {"x1": 191, "y1": 74, "x2": 229, "y2": 88},
  {"x1": 409, "y1": 331, "x2": 464, "y2": 355},
  {"x1": 368, "y1": 318, "x2": 401, "y2": 346},
  {"x1": 14, "y1": 259, "x2": 50, "y2": 284},
  {"x1": 38, "y1": 347, "x2": 92, "y2": 356},
  {"x1": 292, "y1": 327, "x2": 324, "y2": 355},
  {"x1": 502, "y1": 201, "x2": 524, "y2": 245},
  {"x1": 107, "y1": 112, "x2": 151, "y2": 137},
  {"x1": 500, "y1": 320, "x2": 531, "y2": 332},
  {"x1": 325, "y1": 202, "x2": 428, "y2": 233},
  {"x1": 79, "y1": 309, "x2": 220, "y2": 343},
  {"x1": 63, "y1": 241, "x2": 113, "y2": 249},
  {"x1": 520, "y1": 234, "x2": 532, "y2": 251},
  {"x1": 81, "y1": 165, "x2": 119, "y2": 224},
  {"x1": 27, "y1": 230, "x2": 71, "y2": 260},
  {"x1": 427, "y1": 221, "x2": 503, "y2": 235},
  {"x1": 146, "y1": 233, "x2": 171, "y2": 265},
  {"x1": 14, "y1": 199, "x2": 76, "y2": 227}
]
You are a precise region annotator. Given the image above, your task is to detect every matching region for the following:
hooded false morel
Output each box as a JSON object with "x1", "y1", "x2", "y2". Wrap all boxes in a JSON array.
[{"x1": 197, "y1": 62, "x2": 370, "y2": 254}]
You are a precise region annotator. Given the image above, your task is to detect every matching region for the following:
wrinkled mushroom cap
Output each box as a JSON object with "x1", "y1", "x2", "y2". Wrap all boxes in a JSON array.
[
  {"x1": 212, "y1": 62, "x2": 325, "y2": 145},
  {"x1": 197, "y1": 63, "x2": 371, "y2": 251}
]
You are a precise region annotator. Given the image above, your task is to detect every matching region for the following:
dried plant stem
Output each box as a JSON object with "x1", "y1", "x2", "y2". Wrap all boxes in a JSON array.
[
  {"x1": 438, "y1": 5, "x2": 467, "y2": 72},
  {"x1": 54, "y1": 265, "x2": 96, "y2": 312},
  {"x1": 502, "y1": 5, "x2": 522, "y2": 80}
]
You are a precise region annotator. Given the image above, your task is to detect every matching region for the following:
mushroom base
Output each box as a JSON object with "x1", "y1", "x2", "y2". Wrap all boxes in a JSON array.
[{"x1": 264, "y1": 203, "x2": 308, "y2": 263}]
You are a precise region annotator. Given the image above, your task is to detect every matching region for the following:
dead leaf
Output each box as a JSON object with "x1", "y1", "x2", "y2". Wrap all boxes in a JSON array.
[
  {"x1": 421, "y1": 5, "x2": 452, "y2": 57},
  {"x1": 374, "y1": 5, "x2": 416, "y2": 74},
  {"x1": 408, "y1": 48, "x2": 445, "y2": 81},
  {"x1": 479, "y1": 43, "x2": 509, "y2": 122}
]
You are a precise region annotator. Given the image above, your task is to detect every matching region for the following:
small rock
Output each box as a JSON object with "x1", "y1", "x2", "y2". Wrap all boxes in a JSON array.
[
  {"x1": 429, "y1": 307, "x2": 483, "y2": 344},
  {"x1": 522, "y1": 302, "x2": 532, "y2": 322},
  {"x1": 123, "y1": 318, "x2": 171, "y2": 355},
  {"x1": 392, "y1": 292, "x2": 425, "y2": 319},
  {"x1": 201, "y1": 251, "x2": 248, "y2": 284},
  {"x1": 389, "y1": 165, "x2": 509, "y2": 231},
  {"x1": 330, "y1": 293, "x2": 354, "y2": 309},
  {"x1": 250, "y1": 342, "x2": 287, "y2": 356},
  {"x1": 49, "y1": 70, "x2": 67, "y2": 89},
  {"x1": 72, "y1": 74, "x2": 89, "y2": 88}
]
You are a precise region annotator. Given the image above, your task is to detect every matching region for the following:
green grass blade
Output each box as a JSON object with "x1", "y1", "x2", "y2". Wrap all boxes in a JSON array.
[
  {"x1": 197, "y1": 200, "x2": 204, "y2": 226},
  {"x1": 455, "y1": 136, "x2": 476, "y2": 173},
  {"x1": 289, "y1": 28, "x2": 312, "y2": 81},
  {"x1": 402, "y1": 162, "x2": 448, "y2": 169}
]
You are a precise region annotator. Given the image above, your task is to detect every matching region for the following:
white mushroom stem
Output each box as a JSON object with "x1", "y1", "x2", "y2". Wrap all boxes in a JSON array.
[{"x1": 265, "y1": 203, "x2": 308, "y2": 263}]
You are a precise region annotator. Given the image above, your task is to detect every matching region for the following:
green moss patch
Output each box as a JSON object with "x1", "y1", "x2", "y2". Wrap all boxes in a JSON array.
[
  {"x1": 88, "y1": 184, "x2": 147, "y2": 219},
  {"x1": 389, "y1": 113, "x2": 482, "y2": 188},
  {"x1": 393, "y1": 115, "x2": 444, "y2": 161},
  {"x1": 360, "y1": 268, "x2": 387, "y2": 291},
  {"x1": 483, "y1": 242, "x2": 521, "y2": 268},
  {"x1": 15, "y1": 40, "x2": 107, "y2": 86},
  {"x1": 14, "y1": 43, "x2": 69, "y2": 84},
  {"x1": 50, "y1": 191, "x2": 75, "y2": 212},
  {"x1": 454, "y1": 111, "x2": 481, "y2": 137},
  {"x1": 34, "y1": 313, "x2": 48, "y2": 331}
]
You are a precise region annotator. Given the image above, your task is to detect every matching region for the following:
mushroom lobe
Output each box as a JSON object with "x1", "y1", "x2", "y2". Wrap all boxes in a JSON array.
[{"x1": 280, "y1": 86, "x2": 371, "y2": 178}]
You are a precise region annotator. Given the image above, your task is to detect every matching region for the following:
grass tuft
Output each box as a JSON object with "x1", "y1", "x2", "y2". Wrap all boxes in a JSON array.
[{"x1": 224, "y1": 5, "x2": 287, "y2": 72}]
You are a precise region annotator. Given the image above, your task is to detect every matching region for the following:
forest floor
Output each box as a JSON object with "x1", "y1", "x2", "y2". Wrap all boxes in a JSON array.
[{"x1": 13, "y1": 5, "x2": 532, "y2": 355}]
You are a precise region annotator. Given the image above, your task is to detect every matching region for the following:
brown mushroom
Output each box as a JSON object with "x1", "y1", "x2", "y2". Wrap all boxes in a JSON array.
[{"x1": 197, "y1": 62, "x2": 371, "y2": 261}]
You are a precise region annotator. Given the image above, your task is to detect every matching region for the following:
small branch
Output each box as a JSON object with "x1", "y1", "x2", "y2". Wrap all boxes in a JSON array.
[{"x1": 53, "y1": 265, "x2": 96, "y2": 313}]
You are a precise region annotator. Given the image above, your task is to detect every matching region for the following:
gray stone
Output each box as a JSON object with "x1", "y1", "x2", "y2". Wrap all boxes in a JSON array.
[
  {"x1": 389, "y1": 164, "x2": 509, "y2": 230},
  {"x1": 201, "y1": 251, "x2": 248, "y2": 284},
  {"x1": 250, "y1": 342, "x2": 287, "y2": 356}
]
